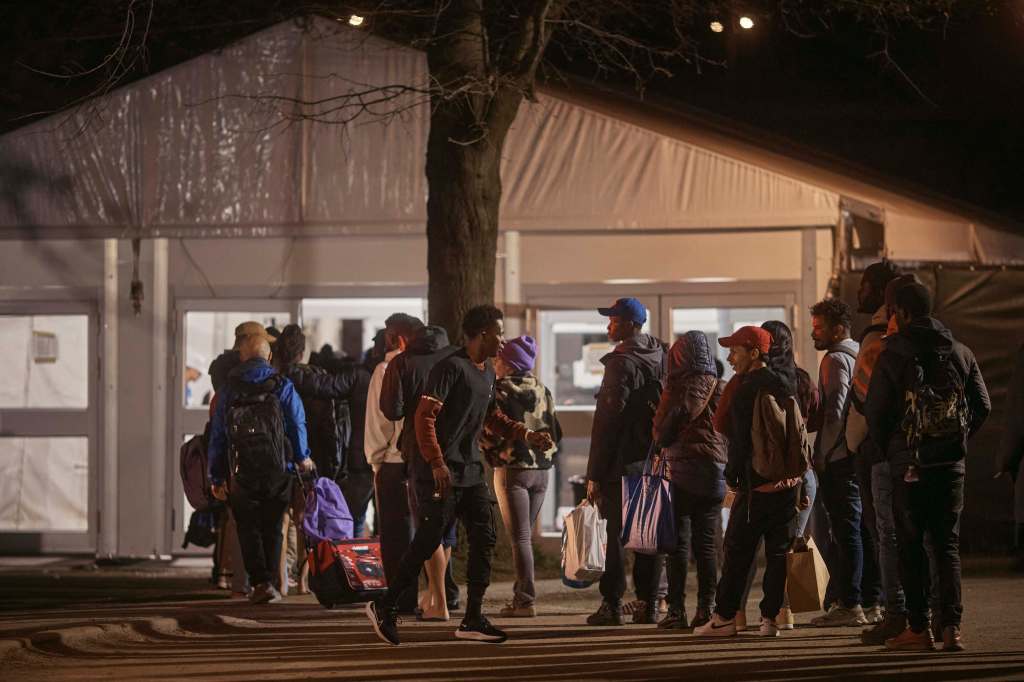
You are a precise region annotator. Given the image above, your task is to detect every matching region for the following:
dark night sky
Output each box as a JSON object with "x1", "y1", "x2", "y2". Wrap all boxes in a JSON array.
[{"x1": 2, "y1": 1, "x2": 1022, "y2": 227}]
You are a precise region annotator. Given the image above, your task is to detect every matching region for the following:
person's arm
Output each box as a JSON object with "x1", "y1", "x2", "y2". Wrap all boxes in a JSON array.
[
  {"x1": 363, "y1": 363, "x2": 396, "y2": 472},
  {"x1": 585, "y1": 356, "x2": 632, "y2": 482},
  {"x1": 816, "y1": 353, "x2": 852, "y2": 467},
  {"x1": 962, "y1": 349, "x2": 991, "y2": 437},
  {"x1": 864, "y1": 352, "x2": 898, "y2": 453},
  {"x1": 301, "y1": 365, "x2": 357, "y2": 401},
  {"x1": 207, "y1": 388, "x2": 230, "y2": 486},
  {"x1": 652, "y1": 382, "x2": 681, "y2": 449},
  {"x1": 544, "y1": 387, "x2": 563, "y2": 445},
  {"x1": 379, "y1": 356, "x2": 405, "y2": 421},
  {"x1": 279, "y1": 380, "x2": 311, "y2": 464}
]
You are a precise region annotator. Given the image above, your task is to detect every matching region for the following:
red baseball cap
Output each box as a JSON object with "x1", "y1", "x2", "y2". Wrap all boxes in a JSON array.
[{"x1": 718, "y1": 326, "x2": 772, "y2": 355}]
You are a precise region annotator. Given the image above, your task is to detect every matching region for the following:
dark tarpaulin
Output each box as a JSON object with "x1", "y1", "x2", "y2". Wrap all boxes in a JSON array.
[{"x1": 840, "y1": 266, "x2": 1024, "y2": 552}]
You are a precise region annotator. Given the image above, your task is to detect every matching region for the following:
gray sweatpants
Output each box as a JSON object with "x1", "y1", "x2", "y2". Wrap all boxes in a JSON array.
[{"x1": 494, "y1": 467, "x2": 548, "y2": 607}]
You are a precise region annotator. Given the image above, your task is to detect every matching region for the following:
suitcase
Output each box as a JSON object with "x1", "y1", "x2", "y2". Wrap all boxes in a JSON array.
[{"x1": 307, "y1": 537, "x2": 388, "y2": 608}]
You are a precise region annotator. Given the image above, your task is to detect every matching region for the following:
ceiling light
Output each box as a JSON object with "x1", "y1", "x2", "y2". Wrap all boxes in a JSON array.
[
  {"x1": 349, "y1": 14, "x2": 365, "y2": 27},
  {"x1": 738, "y1": 16, "x2": 755, "y2": 29},
  {"x1": 710, "y1": 21, "x2": 724, "y2": 33},
  {"x1": 681, "y1": 277, "x2": 738, "y2": 283}
]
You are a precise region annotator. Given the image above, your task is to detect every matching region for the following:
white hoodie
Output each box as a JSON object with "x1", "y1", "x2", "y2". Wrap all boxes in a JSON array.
[{"x1": 364, "y1": 349, "x2": 403, "y2": 471}]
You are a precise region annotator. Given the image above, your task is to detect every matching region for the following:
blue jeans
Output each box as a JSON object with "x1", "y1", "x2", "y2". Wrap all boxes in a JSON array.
[
  {"x1": 820, "y1": 457, "x2": 864, "y2": 608},
  {"x1": 871, "y1": 461, "x2": 907, "y2": 615}
]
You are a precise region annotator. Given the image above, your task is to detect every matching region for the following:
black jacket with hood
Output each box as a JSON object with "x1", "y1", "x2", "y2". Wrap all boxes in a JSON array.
[
  {"x1": 724, "y1": 366, "x2": 798, "y2": 489},
  {"x1": 864, "y1": 316, "x2": 990, "y2": 475},
  {"x1": 585, "y1": 333, "x2": 666, "y2": 483},
  {"x1": 379, "y1": 325, "x2": 457, "y2": 462}
]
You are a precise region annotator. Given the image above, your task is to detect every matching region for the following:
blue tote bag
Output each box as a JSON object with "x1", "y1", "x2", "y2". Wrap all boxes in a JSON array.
[{"x1": 621, "y1": 448, "x2": 676, "y2": 555}]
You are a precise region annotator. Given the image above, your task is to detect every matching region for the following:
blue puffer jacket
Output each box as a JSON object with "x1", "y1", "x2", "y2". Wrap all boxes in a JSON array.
[{"x1": 208, "y1": 357, "x2": 310, "y2": 485}]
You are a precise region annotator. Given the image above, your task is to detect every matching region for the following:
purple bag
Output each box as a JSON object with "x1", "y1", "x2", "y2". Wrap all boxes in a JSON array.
[{"x1": 302, "y1": 477, "x2": 354, "y2": 543}]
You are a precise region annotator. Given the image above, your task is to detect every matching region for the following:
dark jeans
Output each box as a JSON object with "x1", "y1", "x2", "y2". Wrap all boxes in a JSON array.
[
  {"x1": 894, "y1": 466, "x2": 965, "y2": 631},
  {"x1": 854, "y1": 451, "x2": 884, "y2": 609},
  {"x1": 384, "y1": 482, "x2": 496, "y2": 610},
  {"x1": 820, "y1": 456, "x2": 865, "y2": 608},
  {"x1": 374, "y1": 463, "x2": 417, "y2": 612},
  {"x1": 341, "y1": 469, "x2": 375, "y2": 537},
  {"x1": 596, "y1": 480, "x2": 627, "y2": 604},
  {"x1": 714, "y1": 487, "x2": 798, "y2": 620},
  {"x1": 229, "y1": 481, "x2": 291, "y2": 587},
  {"x1": 871, "y1": 461, "x2": 907, "y2": 614},
  {"x1": 666, "y1": 488, "x2": 721, "y2": 613}
]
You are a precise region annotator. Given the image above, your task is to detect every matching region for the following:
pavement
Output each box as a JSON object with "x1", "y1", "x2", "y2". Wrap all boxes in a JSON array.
[{"x1": 1, "y1": 556, "x2": 1023, "y2": 681}]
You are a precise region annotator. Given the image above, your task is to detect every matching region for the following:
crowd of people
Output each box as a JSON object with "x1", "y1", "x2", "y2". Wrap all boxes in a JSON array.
[{"x1": 202, "y1": 260, "x2": 1001, "y2": 653}]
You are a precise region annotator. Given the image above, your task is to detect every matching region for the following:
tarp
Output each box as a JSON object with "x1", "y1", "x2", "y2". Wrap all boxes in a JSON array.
[{"x1": 0, "y1": 18, "x2": 1018, "y2": 262}]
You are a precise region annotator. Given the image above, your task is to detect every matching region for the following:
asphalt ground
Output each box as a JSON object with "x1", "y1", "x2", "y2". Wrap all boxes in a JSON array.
[{"x1": 1, "y1": 557, "x2": 1023, "y2": 681}]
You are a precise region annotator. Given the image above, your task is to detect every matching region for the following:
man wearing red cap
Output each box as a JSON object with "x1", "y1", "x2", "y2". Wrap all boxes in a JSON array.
[{"x1": 695, "y1": 325, "x2": 803, "y2": 638}]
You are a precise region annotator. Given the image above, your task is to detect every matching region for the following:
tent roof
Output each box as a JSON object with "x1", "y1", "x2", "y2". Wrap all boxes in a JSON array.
[{"x1": 0, "y1": 18, "x2": 1019, "y2": 263}]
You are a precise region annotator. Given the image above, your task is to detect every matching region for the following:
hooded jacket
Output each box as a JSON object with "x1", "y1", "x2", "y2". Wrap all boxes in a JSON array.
[
  {"x1": 720, "y1": 366, "x2": 797, "y2": 489},
  {"x1": 586, "y1": 332, "x2": 666, "y2": 482},
  {"x1": 480, "y1": 373, "x2": 562, "y2": 469},
  {"x1": 207, "y1": 357, "x2": 310, "y2": 486},
  {"x1": 864, "y1": 316, "x2": 990, "y2": 475},
  {"x1": 379, "y1": 325, "x2": 457, "y2": 462},
  {"x1": 652, "y1": 331, "x2": 727, "y2": 499}
]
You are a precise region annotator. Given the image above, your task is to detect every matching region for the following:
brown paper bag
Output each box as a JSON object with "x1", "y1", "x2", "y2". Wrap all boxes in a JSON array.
[{"x1": 785, "y1": 536, "x2": 830, "y2": 614}]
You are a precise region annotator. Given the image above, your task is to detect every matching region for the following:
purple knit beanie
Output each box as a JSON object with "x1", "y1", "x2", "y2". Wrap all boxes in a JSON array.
[{"x1": 500, "y1": 335, "x2": 537, "y2": 373}]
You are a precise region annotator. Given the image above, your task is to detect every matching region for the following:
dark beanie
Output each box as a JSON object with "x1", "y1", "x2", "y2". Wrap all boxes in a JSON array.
[{"x1": 500, "y1": 335, "x2": 537, "y2": 373}]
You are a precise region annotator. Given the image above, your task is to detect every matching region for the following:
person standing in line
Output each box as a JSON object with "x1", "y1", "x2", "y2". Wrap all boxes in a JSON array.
[
  {"x1": 584, "y1": 297, "x2": 666, "y2": 626},
  {"x1": 866, "y1": 282, "x2": 990, "y2": 652},
  {"x1": 366, "y1": 305, "x2": 554, "y2": 645},
  {"x1": 364, "y1": 313, "x2": 423, "y2": 615},
  {"x1": 481, "y1": 335, "x2": 562, "y2": 618},
  {"x1": 694, "y1": 326, "x2": 801, "y2": 638},
  {"x1": 808, "y1": 298, "x2": 882, "y2": 628},
  {"x1": 651, "y1": 331, "x2": 727, "y2": 630}
]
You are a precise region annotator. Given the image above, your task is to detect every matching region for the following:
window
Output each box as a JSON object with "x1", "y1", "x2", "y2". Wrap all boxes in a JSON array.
[
  {"x1": 0, "y1": 437, "x2": 89, "y2": 531},
  {"x1": 671, "y1": 306, "x2": 786, "y2": 380},
  {"x1": 0, "y1": 315, "x2": 89, "y2": 408}
]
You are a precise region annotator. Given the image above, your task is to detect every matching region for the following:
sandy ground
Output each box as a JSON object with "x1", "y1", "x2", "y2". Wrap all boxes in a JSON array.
[{"x1": 1, "y1": 557, "x2": 1023, "y2": 681}]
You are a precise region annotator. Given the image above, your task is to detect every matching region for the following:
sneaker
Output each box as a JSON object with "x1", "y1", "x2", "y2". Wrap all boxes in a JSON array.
[
  {"x1": 248, "y1": 583, "x2": 283, "y2": 605},
  {"x1": 776, "y1": 607, "x2": 795, "y2": 631},
  {"x1": 758, "y1": 617, "x2": 780, "y2": 637},
  {"x1": 633, "y1": 601, "x2": 658, "y2": 625},
  {"x1": 863, "y1": 604, "x2": 885, "y2": 624},
  {"x1": 811, "y1": 604, "x2": 868, "y2": 627},
  {"x1": 498, "y1": 602, "x2": 536, "y2": 618},
  {"x1": 365, "y1": 600, "x2": 400, "y2": 646},
  {"x1": 885, "y1": 626, "x2": 935, "y2": 651},
  {"x1": 941, "y1": 625, "x2": 964, "y2": 652},
  {"x1": 587, "y1": 601, "x2": 624, "y2": 626},
  {"x1": 455, "y1": 615, "x2": 507, "y2": 643},
  {"x1": 931, "y1": 618, "x2": 943, "y2": 645},
  {"x1": 690, "y1": 608, "x2": 712, "y2": 629},
  {"x1": 657, "y1": 608, "x2": 689, "y2": 630},
  {"x1": 694, "y1": 613, "x2": 737, "y2": 637},
  {"x1": 861, "y1": 613, "x2": 908, "y2": 645}
]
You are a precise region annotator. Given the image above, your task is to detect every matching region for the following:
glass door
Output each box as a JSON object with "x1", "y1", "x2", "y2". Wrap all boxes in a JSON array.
[
  {"x1": 0, "y1": 301, "x2": 98, "y2": 553},
  {"x1": 171, "y1": 299, "x2": 298, "y2": 552}
]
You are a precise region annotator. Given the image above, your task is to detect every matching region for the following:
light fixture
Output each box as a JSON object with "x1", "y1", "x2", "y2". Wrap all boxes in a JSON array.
[
  {"x1": 348, "y1": 14, "x2": 365, "y2": 27},
  {"x1": 738, "y1": 16, "x2": 754, "y2": 29},
  {"x1": 710, "y1": 21, "x2": 724, "y2": 33},
  {"x1": 602, "y1": 278, "x2": 658, "y2": 285},
  {"x1": 681, "y1": 277, "x2": 738, "y2": 284}
]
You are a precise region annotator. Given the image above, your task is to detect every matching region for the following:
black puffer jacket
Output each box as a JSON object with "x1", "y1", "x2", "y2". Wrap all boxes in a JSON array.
[
  {"x1": 864, "y1": 316, "x2": 990, "y2": 475},
  {"x1": 380, "y1": 325, "x2": 457, "y2": 462},
  {"x1": 723, "y1": 366, "x2": 797, "y2": 489},
  {"x1": 586, "y1": 333, "x2": 666, "y2": 483}
]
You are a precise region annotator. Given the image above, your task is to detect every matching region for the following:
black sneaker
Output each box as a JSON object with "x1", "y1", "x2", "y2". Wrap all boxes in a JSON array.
[
  {"x1": 586, "y1": 601, "x2": 624, "y2": 626},
  {"x1": 657, "y1": 607, "x2": 689, "y2": 630},
  {"x1": 455, "y1": 615, "x2": 507, "y2": 643},
  {"x1": 690, "y1": 608, "x2": 712, "y2": 629},
  {"x1": 633, "y1": 601, "x2": 658, "y2": 625},
  {"x1": 366, "y1": 600, "x2": 400, "y2": 646}
]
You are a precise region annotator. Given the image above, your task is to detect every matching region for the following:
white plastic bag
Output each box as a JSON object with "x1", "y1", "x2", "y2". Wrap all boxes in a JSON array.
[{"x1": 561, "y1": 500, "x2": 607, "y2": 587}]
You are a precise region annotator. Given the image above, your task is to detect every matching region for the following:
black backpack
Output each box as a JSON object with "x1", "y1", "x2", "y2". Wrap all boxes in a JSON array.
[
  {"x1": 618, "y1": 355, "x2": 664, "y2": 466},
  {"x1": 227, "y1": 375, "x2": 288, "y2": 486},
  {"x1": 899, "y1": 355, "x2": 970, "y2": 463}
]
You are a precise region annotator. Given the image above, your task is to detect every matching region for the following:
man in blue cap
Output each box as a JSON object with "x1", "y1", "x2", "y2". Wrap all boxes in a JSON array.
[{"x1": 585, "y1": 297, "x2": 666, "y2": 625}]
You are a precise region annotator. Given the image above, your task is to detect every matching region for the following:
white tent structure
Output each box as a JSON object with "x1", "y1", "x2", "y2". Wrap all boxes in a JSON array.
[{"x1": 1, "y1": 18, "x2": 1020, "y2": 557}]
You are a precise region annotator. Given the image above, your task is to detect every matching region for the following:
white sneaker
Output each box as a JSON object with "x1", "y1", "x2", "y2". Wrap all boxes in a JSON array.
[
  {"x1": 758, "y1": 617, "x2": 780, "y2": 637},
  {"x1": 694, "y1": 613, "x2": 737, "y2": 637},
  {"x1": 863, "y1": 605, "x2": 885, "y2": 624}
]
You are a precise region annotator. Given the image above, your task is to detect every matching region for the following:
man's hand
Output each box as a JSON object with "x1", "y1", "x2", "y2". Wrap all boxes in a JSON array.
[
  {"x1": 526, "y1": 430, "x2": 555, "y2": 451},
  {"x1": 298, "y1": 457, "x2": 315, "y2": 475},
  {"x1": 211, "y1": 483, "x2": 228, "y2": 502},
  {"x1": 586, "y1": 480, "x2": 601, "y2": 505},
  {"x1": 432, "y1": 463, "x2": 453, "y2": 500}
]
